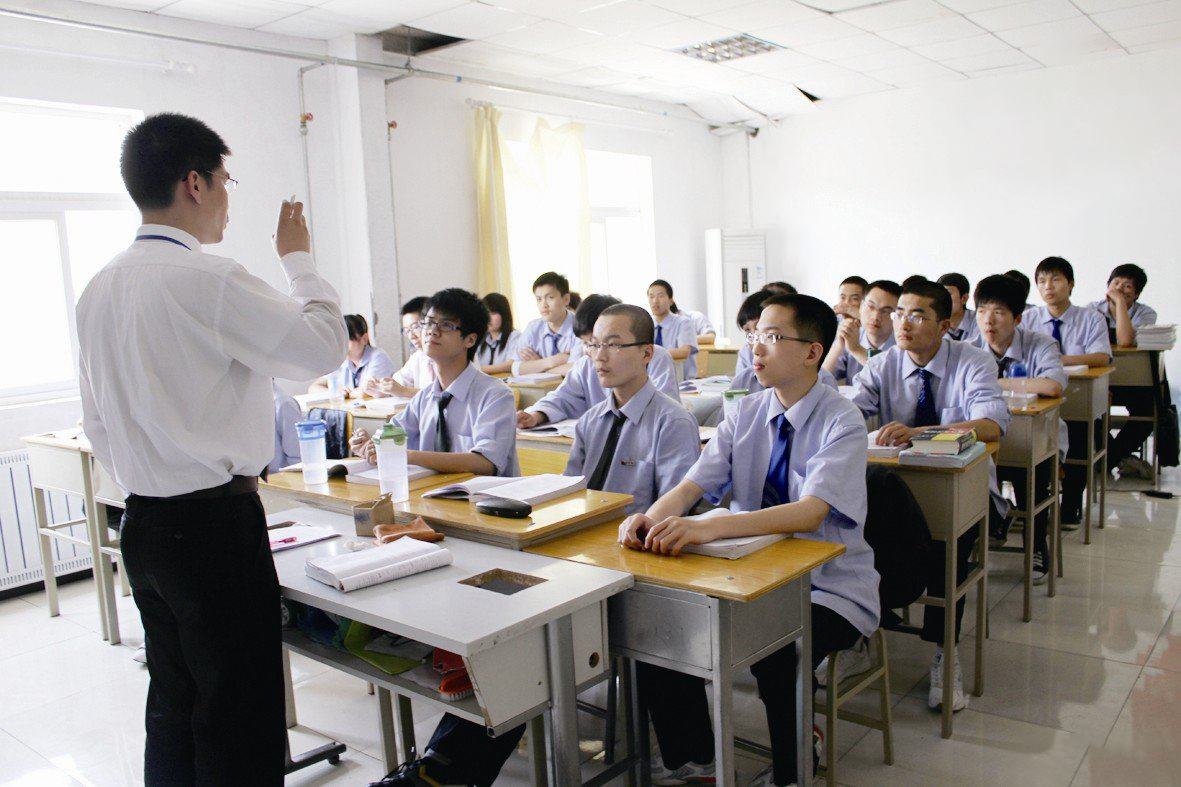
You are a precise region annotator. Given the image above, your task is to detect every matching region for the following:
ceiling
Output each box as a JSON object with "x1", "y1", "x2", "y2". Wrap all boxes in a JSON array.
[{"x1": 77, "y1": 0, "x2": 1181, "y2": 124}]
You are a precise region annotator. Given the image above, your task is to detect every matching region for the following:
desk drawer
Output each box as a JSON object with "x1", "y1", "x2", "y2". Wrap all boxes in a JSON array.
[
  {"x1": 26, "y1": 444, "x2": 88, "y2": 496},
  {"x1": 90, "y1": 458, "x2": 126, "y2": 506},
  {"x1": 999, "y1": 411, "x2": 1058, "y2": 465},
  {"x1": 1062, "y1": 376, "x2": 1108, "y2": 421},
  {"x1": 610, "y1": 585, "x2": 713, "y2": 671},
  {"x1": 894, "y1": 459, "x2": 989, "y2": 541}
]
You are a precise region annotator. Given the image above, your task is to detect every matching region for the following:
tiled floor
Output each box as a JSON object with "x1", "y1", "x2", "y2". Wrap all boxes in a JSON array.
[{"x1": 2, "y1": 469, "x2": 1179, "y2": 786}]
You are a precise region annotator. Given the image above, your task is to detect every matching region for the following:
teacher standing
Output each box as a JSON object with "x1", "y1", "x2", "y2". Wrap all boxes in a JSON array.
[{"x1": 77, "y1": 113, "x2": 346, "y2": 785}]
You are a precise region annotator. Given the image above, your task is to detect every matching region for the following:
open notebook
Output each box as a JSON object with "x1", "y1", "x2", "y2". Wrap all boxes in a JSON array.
[
  {"x1": 517, "y1": 418, "x2": 578, "y2": 438},
  {"x1": 679, "y1": 508, "x2": 787, "y2": 560},
  {"x1": 347, "y1": 464, "x2": 437, "y2": 486},
  {"x1": 422, "y1": 474, "x2": 586, "y2": 506},
  {"x1": 305, "y1": 538, "x2": 452, "y2": 592}
]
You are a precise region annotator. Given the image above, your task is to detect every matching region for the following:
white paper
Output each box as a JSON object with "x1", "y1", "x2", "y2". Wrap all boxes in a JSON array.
[
  {"x1": 470, "y1": 474, "x2": 586, "y2": 506},
  {"x1": 268, "y1": 525, "x2": 340, "y2": 552},
  {"x1": 517, "y1": 418, "x2": 579, "y2": 438},
  {"x1": 305, "y1": 537, "x2": 452, "y2": 592},
  {"x1": 866, "y1": 430, "x2": 904, "y2": 458},
  {"x1": 508, "y1": 373, "x2": 562, "y2": 384}
]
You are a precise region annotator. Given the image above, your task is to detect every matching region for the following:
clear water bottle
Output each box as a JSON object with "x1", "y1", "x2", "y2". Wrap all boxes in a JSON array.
[
  {"x1": 722, "y1": 389, "x2": 748, "y2": 422},
  {"x1": 295, "y1": 419, "x2": 328, "y2": 484},
  {"x1": 1009, "y1": 361, "x2": 1028, "y2": 396},
  {"x1": 326, "y1": 371, "x2": 343, "y2": 402},
  {"x1": 375, "y1": 422, "x2": 409, "y2": 502}
]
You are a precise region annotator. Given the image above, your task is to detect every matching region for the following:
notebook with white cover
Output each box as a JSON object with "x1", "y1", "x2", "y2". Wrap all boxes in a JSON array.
[
  {"x1": 281, "y1": 457, "x2": 372, "y2": 476},
  {"x1": 268, "y1": 525, "x2": 340, "y2": 552},
  {"x1": 360, "y1": 396, "x2": 411, "y2": 415},
  {"x1": 678, "y1": 509, "x2": 787, "y2": 559},
  {"x1": 346, "y1": 464, "x2": 437, "y2": 486},
  {"x1": 305, "y1": 538, "x2": 452, "y2": 592},
  {"x1": 421, "y1": 474, "x2": 586, "y2": 506},
  {"x1": 508, "y1": 373, "x2": 562, "y2": 384},
  {"x1": 866, "y1": 430, "x2": 904, "y2": 458}
]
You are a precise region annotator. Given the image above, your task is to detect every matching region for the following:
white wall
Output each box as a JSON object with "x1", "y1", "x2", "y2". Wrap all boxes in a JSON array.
[{"x1": 725, "y1": 46, "x2": 1181, "y2": 382}]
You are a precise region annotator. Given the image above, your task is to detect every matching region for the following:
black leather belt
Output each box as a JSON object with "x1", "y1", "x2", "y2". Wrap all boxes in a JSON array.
[{"x1": 133, "y1": 475, "x2": 259, "y2": 503}]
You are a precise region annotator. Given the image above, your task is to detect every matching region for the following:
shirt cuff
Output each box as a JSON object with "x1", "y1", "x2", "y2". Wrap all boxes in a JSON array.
[
  {"x1": 511, "y1": 360, "x2": 523, "y2": 377},
  {"x1": 278, "y1": 250, "x2": 316, "y2": 283}
]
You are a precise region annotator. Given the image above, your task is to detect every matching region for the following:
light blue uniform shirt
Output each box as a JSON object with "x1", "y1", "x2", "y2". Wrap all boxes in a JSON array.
[
  {"x1": 517, "y1": 312, "x2": 577, "y2": 360},
  {"x1": 270, "y1": 383, "x2": 301, "y2": 474},
  {"x1": 948, "y1": 309, "x2": 980, "y2": 343},
  {"x1": 480, "y1": 329, "x2": 523, "y2": 367},
  {"x1": 653, "y1": 312, "x2": 699, "y2": 380},
  {"x1": 339, "y1": 344, "x2": 395, "y2": 389},
  {"x1": 685, "y1": 381, "x2": 880, "y2": 637},
  {"x1": 832, "y1": 329, "x2": 895, "y2": 384},
  {"x1": 566, "y1": 381, "x2": 699, "y2": 515},
  {"x1": 1085, "y1": 300, "x2": 1158, "y2": 332},
  {"x1": 395, "y1": 363, "x2": 519, "y2": 476},
  {"x1": 1024, "y1": 304, "x2": 1112, "y2": 363},
  {"x1": 528, "y1": 345, "x2": 681, "y2": 423}
]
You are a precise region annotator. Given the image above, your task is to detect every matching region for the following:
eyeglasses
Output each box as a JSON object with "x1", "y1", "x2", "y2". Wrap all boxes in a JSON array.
[
  {"x1": 203, "y1": 171, "x2": 238, "y2": 193},
  {"x1": 890, "y1": 311, "x2": 933, "y2": 326},
  {"x1": 863, "y1": 304, "x2": 897, "y2": 318},
  {"x1": 583, "y1": 341, "x2": 647, "y2": 355},
  {"x1": 401, "y1": 326, "x2": 419, "y2": 337},
  {"x1": 417, "y1": 319, "x2": 462, "y2": 335},
  {"x1": 744, "y1": 332, "x2": 815, "y2": 347}
]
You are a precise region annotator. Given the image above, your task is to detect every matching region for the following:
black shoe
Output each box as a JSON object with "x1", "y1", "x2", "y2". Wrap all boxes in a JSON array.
[
  {"x1": 369, "y1": 757, "x2": 452, "y2": 786},
  {"x1": 1060, "y1": 507, "x2": 1081, "y2": 529},
  {"x1": 1032, "y1": 549, "x2": 1049, "y2": 586}
]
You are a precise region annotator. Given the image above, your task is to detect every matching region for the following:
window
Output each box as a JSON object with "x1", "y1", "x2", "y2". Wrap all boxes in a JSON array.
[
  {"x1": 586, "y1": 150, "x2": 657, "y2": 305},
  {"x1": 0, "y1": 98, "x2": 142, "y2": 402}
]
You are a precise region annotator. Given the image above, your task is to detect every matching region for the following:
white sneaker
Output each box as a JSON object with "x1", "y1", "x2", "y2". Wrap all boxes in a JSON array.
[
  {"x1": 748, "y1": 763, "x2": 795, "y2": 786},
  {"x1": 928, "y1": 649, "x2": 968, "y2": 712},
  {"x1": 132, "y1": 646, "x2": 147, "y2": 664},
  {"x1": 815, "y1": 637, "x2": 873, "y2": 687},
  {"x1": 650, "y1": 754, "x2": 716, "y2": 785}
]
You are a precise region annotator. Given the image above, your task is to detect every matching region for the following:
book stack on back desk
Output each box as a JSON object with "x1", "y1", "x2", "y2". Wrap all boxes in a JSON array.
[{"x1": 898, "y1": 427, "x2": 982, "y2": 468}]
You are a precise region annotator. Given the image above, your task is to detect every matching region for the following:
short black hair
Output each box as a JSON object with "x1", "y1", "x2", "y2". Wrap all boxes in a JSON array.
[
  {"x1": 765, "y1": 281, "x2": 797, "y2": 295},
  {"x1": 344, "y1": 314, "x2": 368, "y2": 341},
  {"x1": 901, "y1": 275, "x2": 928, "y2": 290},
  {"x1": 973, "y1": 275, "x2": 1025, "y2": 317},
  {"x1": 761, "y1": 294, "x2": 838, "y2": 358},
  {"x1": 902, "y1": 279, "x2": 952, "y2": 321},
  {"x1": 482, "y1": 292, "x2": 514, "y2": 355},
  {"x1": 1004, "y1": 269, "x2": 1031, "y2": 303},
  {"x1": 120, "y1": 113, "x2": 231, "y2": 211},
  {"x1": 937, "y1": 273, "x2": 970, "y2": 299},
  {"x1": 573, "y1": 294, "x2": 622, "y2": 338},
  {"x1": 600, "y1": 303, "x2": 655, "y2": 345},
  {"x1": 840, "y1": 276, "x2": 868, "y2": 292},
  {"x1": 865, "y1": 279, "x2": 902, "y2": 299},
  {"x1": 532, "y1": 271, "x2": 570, "y2": 296},
  {"x1": 568, "y1": 291, "x2": 582, "y2": 310},
  {"x1": 424, "y1": 288, "x2": 489, "y2": 361},
  {"x1": 737, "y1": 288, "x2": 773, "y2": 329},
  {"x1": 1108, "y1": 263, "x2": 1147, "y2": 295},
  {"x1": 401, "y1": 296, "x2": 428, "y2": 317},
  {"x1": 1035, "y1": 256, "x2": 1074, "y2": 284},
  {"x1": 648, "y1": 279, "x2": 680, "y2": 313}
]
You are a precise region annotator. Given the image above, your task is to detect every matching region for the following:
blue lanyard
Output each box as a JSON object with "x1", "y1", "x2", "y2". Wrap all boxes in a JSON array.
[{"x1": 135, "y1": 234, "x2": 190, "y2": 250}]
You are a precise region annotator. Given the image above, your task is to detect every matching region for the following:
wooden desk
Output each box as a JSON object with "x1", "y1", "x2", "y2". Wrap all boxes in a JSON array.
[
  {"x1": 868, "y1": 445, "x2": 994, "y2": 738},
  {"x1": 1063, "y1": 367, "x2": 1113, "y2": 544},
  {"x1": 996, "y1": 399, "x2": 1062, "y2": 621},
  {"x1": 516, "y1": 426, "x2": 718, "y2": 458},
  {"x1": 296, "y1": 394, "x2": 404, "y2": 436},
  {"x1": 698, "y1": 345, "x2": 740, "y2": 378},
  {"x1": 680, "y1": 390, "x2": 724, "y2": 426},
  {"x1": 530, "y1": 520, "x2": 844, "y2": 786},
  {"x1": 271, "y1": 506, "x2": 632, "y2": 785},
  {"x1": 1111, "y1": 347, "x2": 1166, "y2": 483},
  {"x1": 509, "y1": 379, "x2": 561, "y2": 410}
]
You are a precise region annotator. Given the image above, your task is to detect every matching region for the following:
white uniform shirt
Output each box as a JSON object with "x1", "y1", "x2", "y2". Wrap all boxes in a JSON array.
[{"x1": 391, "y1": 349, "x2": 437, "y2": 390}]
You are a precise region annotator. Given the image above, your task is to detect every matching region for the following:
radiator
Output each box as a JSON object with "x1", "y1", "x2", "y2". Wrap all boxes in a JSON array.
[{"x1": 0, "y1": 449, "x2": 93, "y2": 593}]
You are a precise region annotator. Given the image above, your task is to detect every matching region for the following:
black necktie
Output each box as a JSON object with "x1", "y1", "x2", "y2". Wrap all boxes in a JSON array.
[
  {"x1": 436, "y1": 392, "x2": 453, "y2": 453},
  {"x1": 949, "y1": 328, "x2": 963, "y2": 341},
  {"x1": 587, "y1": 412, "x2": 626, "y2": 491},
  {"x1": 997, "y1": 356, "x2": 1012, "y2": 379},
  {"x1": 914, "y1": 369, "x2": 938, "y2": 427},
  {"x1": 351, "y1": 363, "x2": 365, "y2": 387}
]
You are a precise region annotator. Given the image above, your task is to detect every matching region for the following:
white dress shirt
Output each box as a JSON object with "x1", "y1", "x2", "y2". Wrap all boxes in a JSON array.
[
  {"x1": 78, "y1": 224, "x2": 346, "y2": 497},
  {"x1": 391, "y1": 349, "x2": 437, "y2": 390}
]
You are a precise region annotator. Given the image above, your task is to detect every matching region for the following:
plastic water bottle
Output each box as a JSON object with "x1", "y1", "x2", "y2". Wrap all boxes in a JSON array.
[
  {"x1": 295, "y1": 419, "x2": 329, "y2": 485},
  {"x1": 375, "y1": 422, "x2": 409, "y2": 503},
  {"x1": 722, "y1": 389, "x2": 748, "y2": 422},
  {"x1": 327, "y1": 372, "x2": 343, "y2": 402},
  {"x1": 1009, "y1": 361, "x2": 1028, "y2": 396}
]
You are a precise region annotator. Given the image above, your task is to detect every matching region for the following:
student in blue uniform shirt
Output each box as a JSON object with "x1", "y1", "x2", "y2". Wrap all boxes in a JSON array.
[
  {"x1": 833, "y1": 275, "x2": 867, "y2": 322},
  {"x1": 733, "y1": 288, "x2": 772, "y2": 376},
  {"x1": 620, "y1": 294, "x2": 879, "y2": 787},
  {"x1": 311, "y1": 313, "x2": 394, "y2": 397},
  {"x1": 823, "y1": 279, "x2": 900, "y2": 384},
  {"x1": 269, "y1": 382, "x2": 301, "y2": 474},
  {"x1": 517, "y1": 295, "x2": 680, "y2": 429},
  {"x1": 1005, "y1": 269, "x2": 1037, "y2": 314},
  {"x1": 477, "y1": 292, "x2": 522, "y2": 375},
  {"x1": 1025, "y1": 256, "x2": 1112, "y2": 524},
  {"x1": 938, "y1": 273, "x2": 979, "y2": 342},
  {"x1": 513, "y1": 271, "x2": 577, "y2": 376},
  {"x1": 647, "y1": 279, "x2": 699, "y2": 380},
  {"x1": 972, "y1": 275, "x2": 1067, "y2": 582},
  {"x1": 350, "y1": 288, "x2": 518, "y2": 476},
  {"x1": 850, "y1": 279, "x2": 1009, "y2": 713}
]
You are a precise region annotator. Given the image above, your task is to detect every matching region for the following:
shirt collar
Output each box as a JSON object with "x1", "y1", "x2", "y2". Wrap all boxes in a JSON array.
[
  {"x1": 434, "y1": 362, "x2": 478, "y2": 403},
  {"x1": 608, "y1": 380, "x2": 657, "y2": 424},
  {"x1": 547, "y1": 311, "x2": 574, "y2": 337},
  {"x1": 992, "y1": 329, "x2": 1025, "y2": 363},
  {"x1": 956, "y1": 310, "x2": 974, "y2": 332},
  {"x1": 347, "y1": 344, "x2": 374, "y2": 371},
  {"x1": 764, "y1": 376, "x2": 827, "y2": 433},
  {"x1": 136, "y1": 224, "x2": 202, "y2": 253},
  {"x1": 861, "y1": 327, "x2": 894, "y2": 351},
  {"x1": 902, "y1": 339, "x2": 949, "y2": 380}
]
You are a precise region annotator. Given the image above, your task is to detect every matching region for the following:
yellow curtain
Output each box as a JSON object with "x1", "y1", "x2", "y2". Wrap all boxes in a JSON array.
[{"x1": 473, "y1": 105, "x2": 512, "y2": 297}]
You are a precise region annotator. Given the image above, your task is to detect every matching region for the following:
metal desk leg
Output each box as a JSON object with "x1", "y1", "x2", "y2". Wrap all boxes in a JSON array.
[
  {"x1": 545, "y1": 615, "x2": 580, "y2": 786},
  {"x1": 283, "y1": 649, "x2": 298, "y2": 729},
  {"x1": 1022, "y1": 466, "x2": 1034, "y2": 623},
  {"x1": 282, "y1": 648, "x2": 347, "y2": 775},
  {"x1": 710, "y1": 601, "x2": 736, "y2": 786},
  {"x1": 1098, "y1": 410, "x2": 1108, "y2": 529},
  {"x1": 632, "y1": 659, "x2": 651, "y2": 786},
  {"x1": 80, "y1": 466, "x2": 111, "y2": 642},
  {"x1": 974, "y1": 515, "x2": 986, "y2": 699},
  {"x1": 528, "y1": 716, "x2": 547, "y2": 787},
  {"x1": 1050, "y1": 453, "x2": 1061, "y2": 592},
  {"x1": 798, "y1": 600, "x2": 813, "y2": 787},
  {"x1": 376, "y1": 688, "x2": 399, "y2": 770},
  {"x1": 619, "y1": 657, "x2": 637, "y2": 787},
  {"x1": 942, "y1": 529, "x2": 955, "y2": 739},
  {"x1": 94, "y1": 502, "x2": 121, "y2": 645},
  {"x1": 395, "y1": 694, "x2": 416, "y2": 764},
  {"x1": 33, "y1": 487, "x2": 59, "y2": 617}
]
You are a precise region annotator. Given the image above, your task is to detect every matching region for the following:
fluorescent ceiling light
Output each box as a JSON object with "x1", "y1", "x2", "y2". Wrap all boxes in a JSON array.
[{"x1": 678, "y1": 34, "x2": 782, "y2": 62}]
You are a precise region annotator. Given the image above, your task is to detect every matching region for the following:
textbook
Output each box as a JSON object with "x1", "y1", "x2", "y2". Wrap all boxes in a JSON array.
[
  {"x1": 898, "y1": 440, "x2": 986, "y2": 468},
  {"x1": 282, "y1": 457, "x2": 373, "y2": 478},
  {"x1": 422, "y1": 473, "x2": 586, "y2": 506},
  {"x1": 517, "y1": 418, "x2": 579, "y2": 438},
  {"x1": 508, "y1": 372, "x2": 563, "y2": 385},
  {"x1": 866, "y1": 430, "x2": 904, "y2": 458},
  {"x1": 346, "y1": 464, "x2": 437, "y2": 486},
  {"x1": 907, "y1": 427, "x2": 977, "y2": 455},
  {"x1": 679, "y1": 509, "x2": 786, "y2": 559},
  {"x1": 306, "y1": 537, "x2": 452, "y2": 592}
]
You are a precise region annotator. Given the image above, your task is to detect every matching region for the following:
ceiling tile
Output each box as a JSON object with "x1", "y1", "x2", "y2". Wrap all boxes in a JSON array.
[
  {"x1": 792, "y1": 32, "x2": 897, "y2": 59},
  {"x1": 257, "y1": 7, "x2": 379, "y2": 36},
  {"x1": 1111, "y1": 17, "x2": 1181, "y2": 46},
  {"x1": 1022, "y1": 32, "x2": 1125, "y2": 62},
  {"x1": 699, "y1": 0, "x2": 822, "y2": 31},
  {"x1": 625, "y1": 17, "x2": 740, "y2": 48},
  {"x1": 796, "y1": 71, "x2": 892, "y2": 97},
  {"x1": 803, "y1": 0, "x2": 893, "y2": 11},
  {"x1": 869, "y1": 59, "x2": 967, "y2": 84},
  {"x1": 967, "y1": 0, "x2": 1081, "y2": 32},
  {"x1": 411, "y1": 2, "x2": 539, "y2": 38},
  {"x1": 964, "y1": 60, "x2": 1041, "y2": 75},
  {"x1": 913, "y1": 33, "x2": 1014, "y2": 58},
  {"x1": 1090, "y1": 0, "x2": 1181, "y2": 31},
  {"x1": 996, "y1": 15, "x2": 1105, "y2": 46},
  {"x1": 1071, "y1": 0, "x2": 1160, "y2": 13},
  {"x1": 935, "y1": 0, "x2": 1026, "y2": 12},
  {"x1": 687, "y1": 95, "x2": 760, "y2": 123},
  {"x1": 416, "y1": 40, "x2": 523, "y2": 65},
  {"x1": 549, "y1": 65, "x2": 635, "y2": 85},
  {"x1": 877, "y1": 15, "x2": 987, "y2": 45},
  {"x1": 489, "y1": 0, "x2": 605, "y2": 13},
  {"x1": 646, "y1": 0, "x2": 748, "y2": 14},
  {"x1": 482, "y1": 20, "x2": 604, "y2": 53},
  {"x1": 155, "y1": 0, "x2": 309, "y2": 28},
  {"x1": 940, "y1": 46, "x2": 1037, "y2": 70},
  {"x1": 556, "y1": 37, "x2": 662, "y2": 66},
  {"x1": 63, "y1": 0, "x2": 172, "y2": 10},
  {"x1": 719, "y1": 47, "x2": 820, "y2": 73},
  {"x1": 735, "y1": 85, "x2": 815, "y2": 116},
  {"x1": 316, "y1": 0, "x2": 464, "y2": 27},
  {"x1": 834, "y1": 44, "x2": 929, "y2": 70},
  {"x1": 837, "y1": 0, "x2": 953, "y2": 33},
  {"x1": 613, "y1": 47, "x2": 696, "y2": 77},
  {"x1": 754, "y1": 15, "x2": 864, "y2": 47},
  {"x1": 562, "y1": 1, "x2": 687, "y2": 36}
]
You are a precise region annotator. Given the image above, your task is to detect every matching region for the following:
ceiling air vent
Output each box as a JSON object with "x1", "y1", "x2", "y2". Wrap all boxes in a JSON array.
[
  {"x1": 381, "y1": 25, "x2": 465, "y2": 57},
  {"x1": 677, "y1": 34, "x2": 782, "y2": 63}
]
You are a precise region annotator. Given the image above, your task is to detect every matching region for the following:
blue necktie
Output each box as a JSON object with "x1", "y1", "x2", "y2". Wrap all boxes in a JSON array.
[
  {"x1": 762, "y1": 414, "x2": 793, "y2": 508},
  {"x1": 1050, "y1": 319, "x2": 1064, "y2": 353},
  {"x1": 914, "y1": 369, "x2": 938, "y2": 427},
  {"x1": 655, "y1": 324, "x2": 664, "y2": 347},
  {"x1": 548, "y1": 333, "x2": 560, "y2": 356}
]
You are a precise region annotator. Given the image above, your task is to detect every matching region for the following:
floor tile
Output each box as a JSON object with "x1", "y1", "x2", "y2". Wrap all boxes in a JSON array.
[
  {"x1": 0, "y1": 635, "x2": 146, "y2": 719},
  {"x1": 0, "y1": 729, "x2": 83, "y2": 787},
  {"x1": 0, "y1": 596, "x2": 90, "y2": 660}
]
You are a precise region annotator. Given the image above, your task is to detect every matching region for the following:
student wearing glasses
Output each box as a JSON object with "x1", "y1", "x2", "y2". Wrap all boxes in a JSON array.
[
  {"x1": 350, "y1": 288, "x2": 517, "y2": 477},
  {"x1": 477, "y1": 292, "x2": 522, "y2": 374},
  {"x1": 822, "y1": 279, "x2": 901, "y2": 384},
  {"x1": 647, "y1": 279, "x2": 699, "y2": 381},
  {"x1": 850, "y1": 279, "x2": 1009, "y2": 713},
  {"x1": 370, "y1": 296, "x2": 438, "y2": 398}
]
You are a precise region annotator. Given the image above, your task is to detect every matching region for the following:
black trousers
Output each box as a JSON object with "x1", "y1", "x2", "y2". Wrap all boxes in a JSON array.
[
  {"x1": 120, "y1": 491, "x2": 285, "y2": 786},
  {"x1": 424, "y1": 715, "x2": 526, "y2": 787},
  {"x1": 921, "y1": 493, "x2": 1003, "y2": 644},
  {"x1": 1062, "y1": 419, "x2": 1106, "y2": 518},
  {"x1": 1108, "y1": 386, "x2": 1155, "y2": 469},
  {"x1": 996, "y1": 464, "x2": 1051, "y2": 555},
  {"x1": 639, "y1": 604, "x2": 860, "y2": 786}
]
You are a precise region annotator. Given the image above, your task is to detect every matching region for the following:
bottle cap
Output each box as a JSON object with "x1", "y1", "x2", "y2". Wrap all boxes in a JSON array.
[{"x1": 295, "y1": 419, "x2": 327, "y2": 439}]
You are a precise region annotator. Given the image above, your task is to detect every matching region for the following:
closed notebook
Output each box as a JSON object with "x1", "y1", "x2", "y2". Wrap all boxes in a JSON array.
[
  {"x1": 678, "y1": 508, "x2": 787, "y2": 559},
  {"x1": 908, "y1": 427, "x2": 977, "y2": 455},
  {"x1": 866, "y1": 430, "x2": 904, "y2": 458},
  {"x1": 281, "y1": 457, "x2": 372, "y2": 477},
  {"x1": 517, "y1": 418, "x2": 579, "y2": 438},
  {"x1": 305, "y1": 538, "x2": 452, "y2": 592},
  {"x1": 422, "y1": 473, "x2": 586, "y2": 506},
  {"x1": 898, "y1": 440, "x2": 986, "y2": 468}
]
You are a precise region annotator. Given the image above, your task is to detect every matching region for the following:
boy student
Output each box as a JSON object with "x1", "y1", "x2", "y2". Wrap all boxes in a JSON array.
[
  {"x1": 372, "y1": 296, "x2": 436, "y2": 398},
  {"x1": 620, "y1": 294, "x2": 879, "y2": 787},
  {"x1": 513, "y1": 271, "x2": 577, "y2": 375},
  {"x1": 310, "y1": 313, "x2": 394, "y2": 397},
  {"x1": 850, "y1": 279, "x2": 1009, "y2": 712},
  {"x1": 833, "y1": 275, "x2": 867, "y2": 321},
  {"x1": 734, "y1": 288, "x2": 773, "y2": 376},
  {"x1": 938, "y1": 273, "x2": 979, "y2": 342},
  {"x1": 1005, "y1": 269, "x2": 1035, "y2": 313},
  {"x1": 1026, "y1": 256, "x2": 1112, "y2": 524},
  {"x1": 517, "y1": 295, "x2": 680, "y2": 429},
  {"x1": 350, "y1": 288, "x2": 518, "y2": 477},
  {"x1": 822, "y1": 279, "x2": 900, "y2": 384},
  {"x1": 1088, "y1": 264, "x2": 1159, "y2": 477},
  {"x1": 647, "y1": 279, "x2": 700, "y2": 380},
  {"x1": 972, "y1": 275, "x2": 1067, "y2": 582}
]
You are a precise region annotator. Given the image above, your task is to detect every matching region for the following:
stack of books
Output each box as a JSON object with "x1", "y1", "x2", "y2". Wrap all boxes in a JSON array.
[
  {"x1": 899, "y1": 427, "x2": 984, "y2": 467},
  {"x1": 1135, "y1": 324, "x2": 1176, "y2": 350}
]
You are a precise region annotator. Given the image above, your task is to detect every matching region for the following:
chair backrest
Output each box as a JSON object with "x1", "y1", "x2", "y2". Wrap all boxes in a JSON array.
[
  {"x1": 306, "y1": 407, "x2": 349, "y2": 461},
  {"x1": 864, "y1": 464, "x2": 932, "y2": 612}
]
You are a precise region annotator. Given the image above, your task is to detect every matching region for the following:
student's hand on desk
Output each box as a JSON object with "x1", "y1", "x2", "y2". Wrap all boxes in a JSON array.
[
  {"x1": 644, "y1": 516, "x2": 714, "y2": 556},
  {"x1": 349, "y1": 429, "x2": 376, "y2": 463},
  {"x1": 517, "y1": 410, "x2": 545, "y2": 429},
  {"x1": 274, "y1": 199, "x2": 311, "y2": 257},
  {"x1": 876, "y1": 421, "x2": 920, "y2": 446},
  {"x1": 363, "y1": 378, "x2": 383, "y2": 397},
  {"x1": 518, "y1": 347, "x2": 541, "y2": 362},
  {"x1": 618, "y1": 514, "x2": 653, "y2": 549}
]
